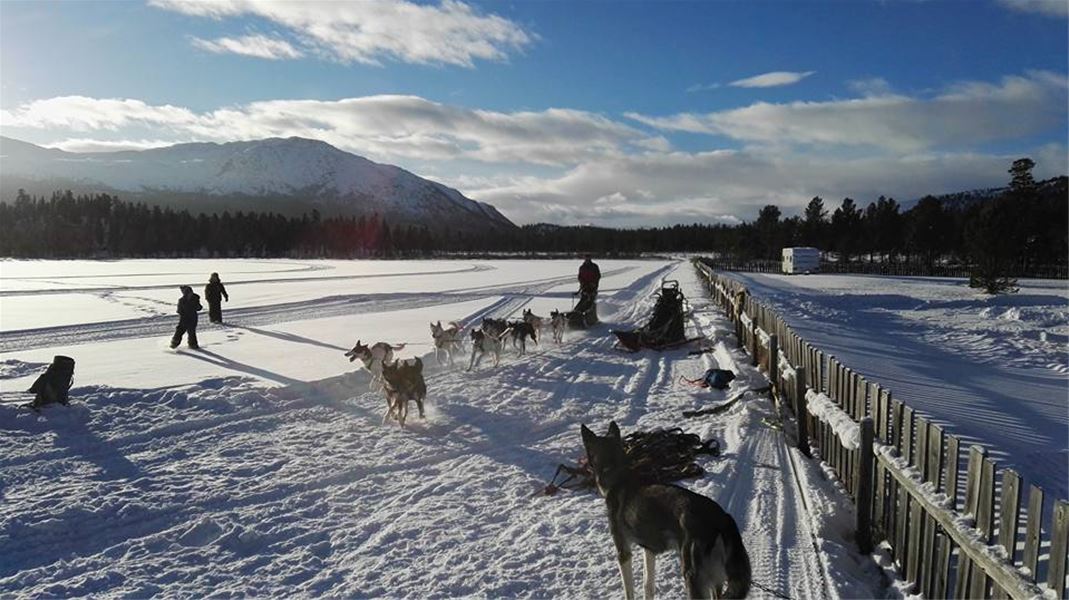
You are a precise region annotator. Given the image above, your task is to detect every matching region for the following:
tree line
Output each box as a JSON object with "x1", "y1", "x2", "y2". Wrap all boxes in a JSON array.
[{"x1": 1, "y1": 159, "x2": 1065, "y2": 285}]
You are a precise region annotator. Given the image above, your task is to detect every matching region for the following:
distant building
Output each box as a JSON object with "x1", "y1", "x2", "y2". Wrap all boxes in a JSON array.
[{"x1": 782, "y1": 247, "x2": 821, "y2": 274}]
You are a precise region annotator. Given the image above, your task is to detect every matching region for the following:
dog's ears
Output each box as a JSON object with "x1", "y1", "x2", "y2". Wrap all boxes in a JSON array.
[
  {"x1": 607, "y1": 421, "x2": 621, "y2": 440},
  {"x1": 580, "y1": 423, "x2": 595, "y2": 447}
]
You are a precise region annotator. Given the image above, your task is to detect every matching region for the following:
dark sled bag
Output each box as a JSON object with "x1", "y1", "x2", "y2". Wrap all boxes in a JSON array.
[
  {"x1": 612, "y1": 280, "x2": 688, "y2": 351},
  {"x1": 28, "y1": 355, "x2": 75, "y2": 409},
  {"x1": 567, "y1": 289, "x2": 599, "y2": 329}
]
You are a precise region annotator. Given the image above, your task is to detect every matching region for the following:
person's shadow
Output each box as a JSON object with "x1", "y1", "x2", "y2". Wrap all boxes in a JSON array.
[{"x1": 181, "y1": 349, "x2": 303, "y2": 386}]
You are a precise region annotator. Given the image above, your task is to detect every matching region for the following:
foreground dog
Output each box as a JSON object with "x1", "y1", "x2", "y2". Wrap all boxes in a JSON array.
[
  {"x1": 467, "y1": 329, "x2": 504, "y2": 371},
  {"x1": 345, "y1": 340, "x2": 406, "y2": 388},
  {"x1": 380, "y1": 357, "x2": 426, "y2": 427},
  {"x1": 581, "y1": 422, "x2": 751, "y2": 599},
  {"x1": 549, "y1": 309, "x2": 566, "y2": 344},
  {"x1": 430, "y1": 320, "x2": 464, "y2": 365}
]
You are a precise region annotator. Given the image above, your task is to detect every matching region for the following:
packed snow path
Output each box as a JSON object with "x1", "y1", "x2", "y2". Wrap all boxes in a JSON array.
[
  {"x1": 724, "y1": 271, "x2": 1069, "y2": 502},
  {"x1": 0, "y1": 261, "x2": 884, "y2": 597}
]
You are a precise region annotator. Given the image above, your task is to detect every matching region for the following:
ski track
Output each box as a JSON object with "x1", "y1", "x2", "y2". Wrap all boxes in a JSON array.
[
  {"x1": 0, "y1": 267, "x2": 633, "y2": 354},
  {"x1": 0, "y1": 261, "x2": 491, "y2": 297},
  {"x1": 0, "y1": 261, "x2": 885, "y2": 598}
]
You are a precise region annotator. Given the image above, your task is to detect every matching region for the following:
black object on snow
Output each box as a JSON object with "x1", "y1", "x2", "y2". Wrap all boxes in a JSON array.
[
  {"x1": 541, "y1": 427, "x2": 720, "y2": 495},
  {"x1": 27, "y1": 355, "x2": 75, "y2": 409},
  {"x1": 566, "y1": 288, "x2": 599, "y2": 329},
  {"x1": 612, "y1": 279, "x2": 688, "y2": 351}
]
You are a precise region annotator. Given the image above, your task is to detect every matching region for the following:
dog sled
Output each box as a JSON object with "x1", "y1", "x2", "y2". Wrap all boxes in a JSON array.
[
  {"x1": 612, "y1": 280, "x2": 698, "y2": 352},
  {"x1": 540, "y1": 427, "x2": 720, "y2": 496},
  {"x1": 566, "y1": 288, "x2": 599, "y2": 329}
]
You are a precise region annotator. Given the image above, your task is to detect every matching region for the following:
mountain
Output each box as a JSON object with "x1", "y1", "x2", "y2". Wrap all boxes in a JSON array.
[
  {"x1": 0, "y1": 136, "x2": 515, "y2": 232},
  {"x1": 900, "y1": 176, "x2": 1068, "y2": 211}
]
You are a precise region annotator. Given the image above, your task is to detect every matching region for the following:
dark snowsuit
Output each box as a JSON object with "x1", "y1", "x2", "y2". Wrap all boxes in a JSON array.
[
  {"x1": 171, "y1": 288, "x2": 203, "y2": 349},
  {"x1": 578, "y1": 259, "x2": 601, "y2": 295},
  {"x1": 205, "y1": 280, "x2": 229, "y2": 324}
]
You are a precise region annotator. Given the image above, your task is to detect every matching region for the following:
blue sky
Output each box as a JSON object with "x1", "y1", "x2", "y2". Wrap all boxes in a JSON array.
[{"x1": 1, "y1": 0, "x2": 1066, "y2": 226}]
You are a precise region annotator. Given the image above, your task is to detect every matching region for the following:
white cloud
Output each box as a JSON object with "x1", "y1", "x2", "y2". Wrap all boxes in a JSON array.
[
  {"x1": 469, "y1": 146, "x2": 1069, "y2": 226},
  {"x1": 627, "y1": 71, "x2": 1068, "y2": 151},
  {"x1": 686, "y1": 82, "x2": 721, "y2": 93},
  {"x1": 191, "y1": 34, "x2": 302, "y2": 60},
  {"x1": 997, "y1": 0, "x2": 1069, "y2": 17},
  {"x1": 0, "y1": 94, "x2": 662, "y2": 166},
  {"x1": 729, "y1": 70, "x2": 815, "y2": 88},
  {"x1": 0, "y1": 96, "x2": 199, "y2": 131},
  {"x1": 150, "y1": 0, "x2": 534, "y2": 67},
  {"x1": 44, "y1": 138, "x2": 179, "y2": 153},
  {"x1": 846, "y1": 77, "x2": 893, "y2": 97}
]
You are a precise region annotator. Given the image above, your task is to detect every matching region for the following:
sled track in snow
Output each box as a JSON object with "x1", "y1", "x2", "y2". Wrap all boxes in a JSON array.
[
  {"x1": 0, "y1": 268, "x2": 633, "y2": 353},
  {"x1": 0, "y1": 263, "x2": 493, "y2": 297}
]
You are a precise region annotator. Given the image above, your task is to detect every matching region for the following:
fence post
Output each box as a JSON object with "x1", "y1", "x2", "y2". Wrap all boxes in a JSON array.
[
  {"x1": 857, "y1": 416, "x2": 875, "y2": 554},
  {"x1": 794, "y1": 366, "x2": 811, "y2": 457},
  {"x1": 769, "y1": 334, "x2": 779, "y2": 395},
  {"x1": 750, "y1": 320, "x2": 758, "y2": 367}
]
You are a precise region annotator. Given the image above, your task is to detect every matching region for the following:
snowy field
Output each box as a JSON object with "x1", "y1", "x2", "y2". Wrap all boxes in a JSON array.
[
  {"x1": 0, "y1": 258, "x2": 891, "y2": 598},
  {"x1": 724, "y1": 272, "x2": 1069, "y2": 502}
]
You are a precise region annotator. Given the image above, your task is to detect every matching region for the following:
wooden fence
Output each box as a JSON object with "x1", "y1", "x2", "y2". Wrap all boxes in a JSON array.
[{"x1": 693, "y1": 259, "x2": 1069, "y2": 599}]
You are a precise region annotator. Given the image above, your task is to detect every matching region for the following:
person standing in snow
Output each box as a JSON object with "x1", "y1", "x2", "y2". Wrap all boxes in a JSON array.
[
  {"x1": 204, "y1": 272, "x2": 229, "y2": 324},
  {"x1": 170, "y1": 285, "x2": 203, "y2": 349},
  {"x1": 578, "y1": 255, "x2": 601, "y2": 295}
]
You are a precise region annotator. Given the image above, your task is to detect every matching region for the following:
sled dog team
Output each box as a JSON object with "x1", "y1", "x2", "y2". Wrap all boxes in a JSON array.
[{"x1": 345, "y1": 309, "x2": 562, "y2": 427}]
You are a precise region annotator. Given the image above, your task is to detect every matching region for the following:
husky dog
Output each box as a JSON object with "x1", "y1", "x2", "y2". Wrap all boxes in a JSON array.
[
  {"x1": 467, "y1": 329, "x2": 504, "y2": 371},
  {"x1": 430, "y1": 320, "x2": 464, "y2": 365},
  {"x1": 345, "y1": 340, "x2": 406, "y2": 388},
  {"x1": 581, "y1": 422, "x2": 751, "y2": 600},
  {"x1": 506, "y1": 320, "x2": 538, "y2": 355},
  {"x1": 549, "y1": 309, "x2": 567, "y2": 344},
  {"x1": 481, "y1": 316, "x2": 509, "y2": 339},
  {"x1": 522, "y1": 309, "x2": 545, "y2": 340},
  {"x1": 380, "y1": 357, "x2": 426, "y2": 427}
]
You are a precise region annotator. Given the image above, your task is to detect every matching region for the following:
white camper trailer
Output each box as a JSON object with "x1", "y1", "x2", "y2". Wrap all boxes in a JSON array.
[{"x1": 782, "y1": 247, "x2": 821, "y2": 274}]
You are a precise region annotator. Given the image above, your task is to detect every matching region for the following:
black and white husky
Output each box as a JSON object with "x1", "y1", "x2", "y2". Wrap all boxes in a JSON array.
[
  {"x1": 467, "y1": 329, "x2": 504, "y2": 371},
  {"x1": 345, "y1": 340, "x2": 406, "y2": 388},
  {"x1": 581, "y1": 422, "x2": 751, "y2": 600}
]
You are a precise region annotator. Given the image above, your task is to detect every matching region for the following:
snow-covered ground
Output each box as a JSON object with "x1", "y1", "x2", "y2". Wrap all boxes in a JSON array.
[
  {"x1": 723, "y1": 272, "x2": 1069, "y2": 502},
  {"x1": 0, "y1": 259, "x2": 888, "y2": 597}
]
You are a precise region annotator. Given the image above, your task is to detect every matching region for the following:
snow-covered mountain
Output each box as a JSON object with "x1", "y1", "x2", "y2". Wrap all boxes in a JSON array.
[{"x1": 0, "y1": 136, "x2": 515, "y2": 232}]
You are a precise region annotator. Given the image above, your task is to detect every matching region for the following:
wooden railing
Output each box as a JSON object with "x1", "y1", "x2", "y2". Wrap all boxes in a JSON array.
[{"x1": 693, "y1": 259, "x2": 1069, "y2": 599}]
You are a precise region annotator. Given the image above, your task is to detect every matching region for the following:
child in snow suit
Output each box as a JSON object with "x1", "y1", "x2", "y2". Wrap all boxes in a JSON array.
[
  {"x1": 170, "y1": 285, "x2": 203, "y2": 349},
  {"x1": 204, "y1": 272, "x2": 229, "y2": 324}
]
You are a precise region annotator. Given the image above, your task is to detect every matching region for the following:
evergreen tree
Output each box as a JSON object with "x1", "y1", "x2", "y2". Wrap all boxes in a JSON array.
[{"x1": 802, "y1": 196, "x2": 827, "y2": 247}]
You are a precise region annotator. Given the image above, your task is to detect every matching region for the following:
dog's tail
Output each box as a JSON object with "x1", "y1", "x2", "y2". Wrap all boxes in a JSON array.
[
  {"x1": 496, "y1": 326, "x2": 514, "y2": 341},
  {"x1": 390, "y1": 343, "x2": 407, "y2": 350},
  {"x1": 721, "y1": 532, "x2": 751, "y2": 599}
]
